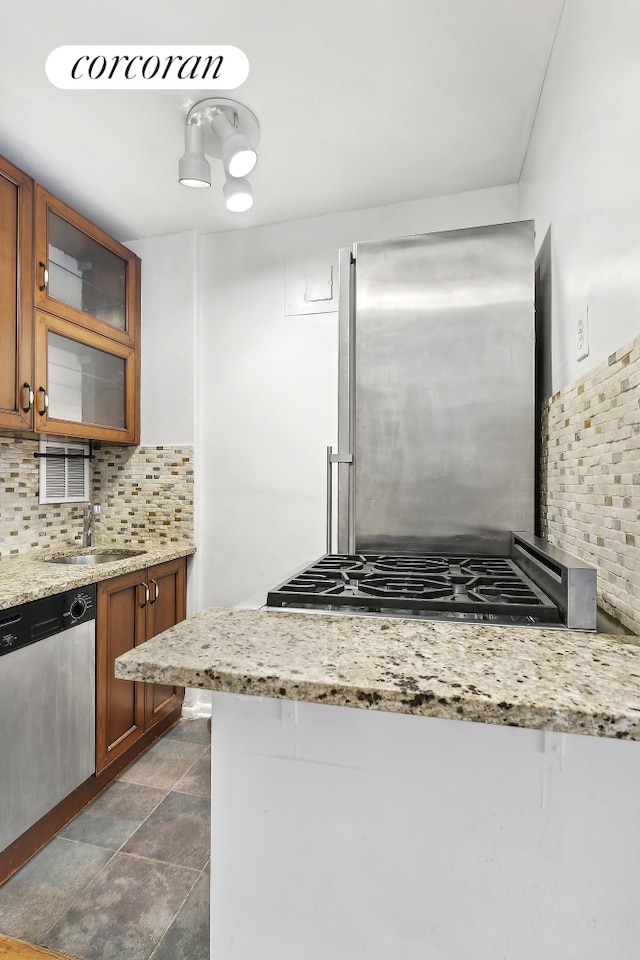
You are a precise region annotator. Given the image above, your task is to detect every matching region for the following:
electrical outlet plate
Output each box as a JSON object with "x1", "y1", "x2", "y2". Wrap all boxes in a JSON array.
[{"x1": 576, "y1": 306, "x2": 589, "y2": 362}]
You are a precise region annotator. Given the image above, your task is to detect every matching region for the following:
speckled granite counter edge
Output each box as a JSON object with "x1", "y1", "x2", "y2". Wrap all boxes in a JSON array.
[
  {"x1": 115, "y1": 606, "x2": 640, "y2": 741},
  {"x1": 0, "y1": 541, "x2": 196, "y2": 610}
]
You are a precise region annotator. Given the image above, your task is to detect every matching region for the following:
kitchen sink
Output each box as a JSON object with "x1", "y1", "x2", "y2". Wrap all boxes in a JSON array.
[{"x1": 45, "y1": 550, "x2": 146, "y2": 565}]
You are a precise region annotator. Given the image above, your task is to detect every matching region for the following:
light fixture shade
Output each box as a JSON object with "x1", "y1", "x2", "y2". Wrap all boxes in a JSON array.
[
  {"x1": 223, "y1": 177, "x2": 254, "y2": 213},
  {"x1": 178, "y1": 124, "x2": 211, "y2": 188},
  {"x1": 211, "y1": 111, "x2": 258, "y2": 179},
  {"x1": 222, "y1": 134, "x2": 257, "y2": 178}
]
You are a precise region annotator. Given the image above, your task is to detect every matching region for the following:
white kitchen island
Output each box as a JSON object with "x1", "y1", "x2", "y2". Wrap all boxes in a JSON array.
[{"x1": 115, "y1": 607, "x2": 640, "y2": 960}]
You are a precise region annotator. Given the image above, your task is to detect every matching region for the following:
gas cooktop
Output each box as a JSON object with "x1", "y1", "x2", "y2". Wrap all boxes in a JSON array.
[{"x1": 266, "y1": 553, "x2": 562, "y2": 626}]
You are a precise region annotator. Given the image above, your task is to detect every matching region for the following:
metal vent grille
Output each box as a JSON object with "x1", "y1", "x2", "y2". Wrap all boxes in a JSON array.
[{"x1": 38, "y1": 440, "x2": 90, "y2": 504}]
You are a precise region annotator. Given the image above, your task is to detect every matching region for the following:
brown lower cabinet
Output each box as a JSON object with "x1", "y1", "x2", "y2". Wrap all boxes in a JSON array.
[{"x1": 96, "y1": 557, "x2": 186, "y2": 773}]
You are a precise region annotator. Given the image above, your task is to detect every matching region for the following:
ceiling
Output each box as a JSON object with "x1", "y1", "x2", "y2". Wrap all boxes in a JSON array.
[{"x1": 0, "y1": 0, "x2": 564, "y2": 243}]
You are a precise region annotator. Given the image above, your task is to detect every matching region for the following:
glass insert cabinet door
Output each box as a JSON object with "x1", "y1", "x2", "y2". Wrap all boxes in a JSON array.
[
  {"x1": 48, "y1": 211, "x2": 126, "y2": 330},
  {"x1": 35, "y1": 313, "x2": 139, "y2": 443},
  {"x1": 34, "y1": 186, "x2": 140, "y2": 348},
  {"x1": 48, "y1": 331, "x2": 125, "y2": 428}
]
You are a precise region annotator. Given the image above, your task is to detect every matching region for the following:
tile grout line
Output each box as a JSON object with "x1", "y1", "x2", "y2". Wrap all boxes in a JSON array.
[
  {"x1": 169, "y1": 745, "x2": 211, "y2": 799},
  {"x1": 58, "y1": 737, "x2": 211, "y2": 948},
  {"x1": 141, "y1": 737, "x2": 211, "y2": 960},
  {"x1": 100, "y1": 849, "x2": 205, "y2": 874},
  {"x1": 35, "y1": 783, "x2": 175, "y2": 945},
  {"x1": 147, "y1": 863, "x2": 210, "y2": 960},
  {"x1": 40, "y1": 849, "x2": 203, "y2": 960},
  {"x1": 117, "y1": 740, "x2": 210, "y2": 793}
]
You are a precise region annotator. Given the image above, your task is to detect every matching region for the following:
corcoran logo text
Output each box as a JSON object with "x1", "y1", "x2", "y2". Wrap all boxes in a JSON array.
[{"x1": 46, "y1": 45, "x2": 249, "y2": 90}]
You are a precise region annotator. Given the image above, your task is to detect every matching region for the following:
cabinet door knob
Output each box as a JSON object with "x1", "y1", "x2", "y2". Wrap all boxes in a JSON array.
[
  {"x1": 37, "y1": 386, "x2": 49, "y2": 416},
  {"x1": 22, "y1": 382, "x2": 34, "y2": 413},
  {"x1": 140, "y1": 581, "x2": 150, "y2": 607},
  {"x1": 38, "y1": 261, "x2": 49, "y2": 292},
  {"x1": 150, "y1": 579, "x2": 159, "y2": 604}
]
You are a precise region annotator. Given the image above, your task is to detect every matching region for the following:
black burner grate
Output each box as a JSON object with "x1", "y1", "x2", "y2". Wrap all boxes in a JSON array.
[{"x1": 267, "y1": 553, "x2": 561, "y2": 624}]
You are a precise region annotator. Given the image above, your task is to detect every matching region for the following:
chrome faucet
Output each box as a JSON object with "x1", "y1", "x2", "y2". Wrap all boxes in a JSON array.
[{"x1": 83, "y1": 503, "x2": 100, "y2": 547}]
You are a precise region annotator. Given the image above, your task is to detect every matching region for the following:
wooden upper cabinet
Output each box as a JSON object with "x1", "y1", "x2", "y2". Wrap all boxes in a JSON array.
[
  {"x1": 0, "y1": 156, "x2": 34, "y2": 431},
  {"x1": 33, "y1": 310, "x2": 139, "y2": 443},
  {"x1": 0, "y1": 156, "x2": 141, "y2": 444},
  {"x1": 34, "y1": 185, "x2": 140, "y2": 350},
  {"x1": 31, "y1": 189, "x2": 141, "y2": 442}
]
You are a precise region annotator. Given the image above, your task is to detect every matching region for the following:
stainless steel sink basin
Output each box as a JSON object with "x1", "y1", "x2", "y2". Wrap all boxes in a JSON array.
[{"x1": 45, "y1": 550, "x2": 146, "y2": 565}]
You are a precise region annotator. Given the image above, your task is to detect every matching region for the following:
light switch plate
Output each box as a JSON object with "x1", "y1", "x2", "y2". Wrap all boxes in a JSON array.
[{"x1": 284, "y1": 259, "x2": 338, "y2": 316}]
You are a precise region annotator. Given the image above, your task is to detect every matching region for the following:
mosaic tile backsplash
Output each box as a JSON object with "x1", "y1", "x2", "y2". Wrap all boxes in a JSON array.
[
  {"x1": 0, "y1": 441, "x2": 194, "y2": 557},
  {"x1": 541, "y1": 334, "x2": 640, "y2": 634},
  {"x1": 91, "y1": 445, "x2": 194, "y2": 547}
]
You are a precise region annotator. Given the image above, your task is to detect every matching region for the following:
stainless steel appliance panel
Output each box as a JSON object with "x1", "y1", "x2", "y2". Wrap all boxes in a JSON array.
[
  {"x1": 339, "y1": 221, "x2": 535, "y2": 555},
  {"x1": 0, "y1": 616, "x2": 95, "y2": 852}
]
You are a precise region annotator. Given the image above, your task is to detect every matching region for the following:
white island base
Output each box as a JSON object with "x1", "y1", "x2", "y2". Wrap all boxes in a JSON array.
[{"x1": 210, "y1": 691, "x2": 640, "y2": 960}]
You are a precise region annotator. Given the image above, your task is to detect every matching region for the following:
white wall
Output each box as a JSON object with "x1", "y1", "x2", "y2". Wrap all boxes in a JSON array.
[
  {"x1": 127, "y1": 229, "x2": 204, "y2": 712},
  {"x1": 126, "y1": 231, "x2": 198, "y2": 446},
  {"x1": 519, "y1": 0, "x2": 640, "y2": 393},
  {"x1": 196, "y1": 185, "x2": 519, "y2": 609}
]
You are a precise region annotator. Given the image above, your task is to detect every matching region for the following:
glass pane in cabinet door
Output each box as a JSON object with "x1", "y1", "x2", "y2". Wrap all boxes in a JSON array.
[
  {"x1": 48, "y1": 211, "x2": 126, "y2": 331},
  {"x1": 48, "y1": 332, "x2": 125, "y2": 428}
]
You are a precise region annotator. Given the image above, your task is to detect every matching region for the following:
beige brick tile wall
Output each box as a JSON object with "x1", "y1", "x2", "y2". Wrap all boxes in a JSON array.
[
  {"x1": 0, "y1": 438, "x2": 85, "y2": 556},
  {"x1": 0, "y1": 441, "x2": 194, "y2": 558},
  {"x1": 91, "y1": 445, "x2": 194, "y2": 546},
  {"x1": 541, "y1": 335, "x2": 640, "y2": 634}
]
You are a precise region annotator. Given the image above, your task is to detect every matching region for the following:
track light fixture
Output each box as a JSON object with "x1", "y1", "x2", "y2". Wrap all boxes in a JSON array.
[
  {"x1": 178, "y1": 97, "x2": 260, "y2": 213},
  {"x1": 178, "y1": 124, "x2": 211, "y2": 188}
]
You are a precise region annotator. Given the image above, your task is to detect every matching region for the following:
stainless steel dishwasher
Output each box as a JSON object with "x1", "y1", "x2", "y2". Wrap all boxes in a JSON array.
[{"x1": 0, "y1": 584, "x2": 96, "y2": 852}]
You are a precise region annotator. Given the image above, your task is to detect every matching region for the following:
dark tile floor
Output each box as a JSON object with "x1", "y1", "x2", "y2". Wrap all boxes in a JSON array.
[{"x1": 0, "y1": 719, "x2": 211, "y2": 960}]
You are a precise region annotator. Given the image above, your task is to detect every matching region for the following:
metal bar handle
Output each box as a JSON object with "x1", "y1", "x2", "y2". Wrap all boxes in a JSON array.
[
  {"x1": 22, "y1": 382, "x2": 34, "y2": 413},
  {"x1": 140, "y1": 581, "x2": 149, "y2": 607},
  {"x1": 326, "y1": 446, "x2": 353, "y2": 554},
  {"x1": 38, "y1": 261, "x2": 49, "y2": 292},
  {"x1": 150, "y1": 579, "x2": 159, "y2": 604},
  {"x1": 326, "y1": 446, "x2": 332, "y2": 554},
  {"x1": 37, "y1": 386, "x2": 49, "y2": 416}
]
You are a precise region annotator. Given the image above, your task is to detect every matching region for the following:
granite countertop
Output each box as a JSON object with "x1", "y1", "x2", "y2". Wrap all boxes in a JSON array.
[
  {"x1": 0, "y1": 540, "x2": 196, "y2": 610},
  {"x1": 115, "y1": 605, "x2": 640, "y2": 740}
]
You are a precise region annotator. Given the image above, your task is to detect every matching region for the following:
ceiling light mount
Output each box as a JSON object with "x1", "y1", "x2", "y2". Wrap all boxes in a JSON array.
[
  {"x1": 186, "y1": 97, "x2": 260, "y2": 163},
  {"x1": 180, "y1": 98, "x2": 260, "y2": 211}
]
